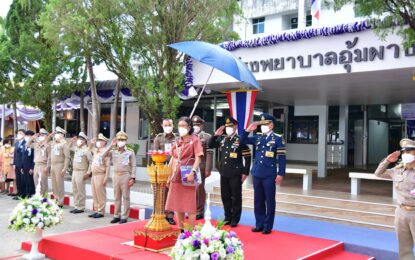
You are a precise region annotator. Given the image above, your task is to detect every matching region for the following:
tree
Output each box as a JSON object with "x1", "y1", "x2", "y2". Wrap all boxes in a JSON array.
[
  {"x1": 87, "y1": 0, "x2": 240, "y2": 135},
  {"x1": 40, "y1": 0, "x2": 101, "y2": 137},
  {"x1": 332, "y1": 0, "x2": 415, "y2": 48},
  {"x1": 4, "y1": 0, "x2": 79, "y2": 131}
]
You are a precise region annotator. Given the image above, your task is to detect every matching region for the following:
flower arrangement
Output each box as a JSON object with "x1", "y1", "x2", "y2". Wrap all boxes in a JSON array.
[
  {"x1": 8, "y1": 194, "x2": 63, "y2": 233},
  {"x1": 171, "y1": 223, "x2": 244, "y2": 260}
]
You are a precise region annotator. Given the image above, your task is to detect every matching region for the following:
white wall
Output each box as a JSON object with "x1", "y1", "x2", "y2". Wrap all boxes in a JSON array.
[{"x1": 286, "y1": 143, "x2": 318, "y2": 162}]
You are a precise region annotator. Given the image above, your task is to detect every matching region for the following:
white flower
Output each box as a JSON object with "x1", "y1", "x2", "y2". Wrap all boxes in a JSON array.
[
  {"x1": 23, "y1": 218, "x2": 30, "y2": 224},
  {"x1": 31, "y1": 217, "x2": 40, "y2": 224},
  {"x1": 200, "y1": 253, "x2": 210, "y2": 260},
  {"x1": 37, "y1": 222, "x2": 44, "y2": 228}
]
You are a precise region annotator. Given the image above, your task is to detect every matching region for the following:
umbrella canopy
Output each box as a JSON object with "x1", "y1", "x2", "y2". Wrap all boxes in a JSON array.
[{"x1": 169, "y1": 41, "x2": 260, "y2": 90}]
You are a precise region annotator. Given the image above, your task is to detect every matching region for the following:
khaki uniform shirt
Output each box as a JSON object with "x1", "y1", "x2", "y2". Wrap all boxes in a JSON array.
[
  {"x1": 49, "y1": 140, "x2": 70, "y2": 171},
  {"x1": 70, "y1": 145, "x2": 92, "y2": 172},
  {"x1": 27, "y1": 140, "x2": 51, "y2": 167},
  {"x1": 90, "y1": 148, "x2": 110, "y2": 180},
  {"x1": 196, "y1": 131, "x2": 213, "y2": 172},
  {"x1": 375, "y1": 159, "x2": 415, "y2": 206},
  {"x1": 108, "y1": 148, "x2": 136, "y2": 178},
  {"x1": 153, "y1": 133, "x2": 178, "y2": 153}
]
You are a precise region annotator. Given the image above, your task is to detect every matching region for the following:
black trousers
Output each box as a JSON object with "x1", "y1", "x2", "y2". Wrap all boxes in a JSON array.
[
  {"x1": 15, "y1": 166, "x2": 25, "y2": 197},
  {"x1": 23, "y1": 169, "x2": 35, "y2": 197},
  {"x1": 220, "y1": 175, "x2": 242, "y2": 224}
]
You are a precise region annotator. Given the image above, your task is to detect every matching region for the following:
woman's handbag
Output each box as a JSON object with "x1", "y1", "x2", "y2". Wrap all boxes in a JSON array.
[{"x1": 174, "y1": 142, "x2": 201, "y2": 187}]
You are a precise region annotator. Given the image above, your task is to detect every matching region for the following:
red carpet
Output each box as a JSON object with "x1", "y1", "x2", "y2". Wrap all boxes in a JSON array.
[{"x1": 21, "y1": 220, "x2": 373, "y2": 260}]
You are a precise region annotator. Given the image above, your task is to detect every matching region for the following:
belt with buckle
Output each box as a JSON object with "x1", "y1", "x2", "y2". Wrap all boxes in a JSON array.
[
  {"x1": 400, "y1": 205, "x2": 415, "y2": 211},
  {"x1": 115, "y1": 171, "x2": 128, "y2": 176}
]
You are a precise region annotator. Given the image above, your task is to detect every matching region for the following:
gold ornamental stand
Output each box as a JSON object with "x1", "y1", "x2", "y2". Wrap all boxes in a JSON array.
[{"x1": 133, "y1": 151, "x2": 180, "y2": 252}]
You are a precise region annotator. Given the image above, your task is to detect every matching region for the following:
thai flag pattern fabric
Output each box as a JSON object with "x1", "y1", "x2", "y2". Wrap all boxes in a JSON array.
[
  {"x1": 311, "y1": 0, "x2": 321, "y2": 20},
  {"x1": 226, "y1": 90, "x2": 258, "y2": 135}
]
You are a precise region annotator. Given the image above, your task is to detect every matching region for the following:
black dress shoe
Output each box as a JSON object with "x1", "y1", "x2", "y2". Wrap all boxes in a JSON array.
[
  {"x1": 12, "y1": 196, "x2": 19, "y2": 200},
  {"x1": 119, "y1": 219, "x2": 127, "y2": 224},
  {"x1": 230, "y1": 222, "x2": 238, "y2": 228},
  {"x1": 195, "y1": 214, "x2": 204, "y2": 220},
  {"x1": 58, "y1": 205, "x2": 64, "y2": 209},
  {"x1": 88, "y1": 213, "x2": 97, "y2": 218},
  {"x1": 72, "y1": 209, "x2": 85, "y2": 214},
  {"x1": 262, "y1": 230, "x2": 272, "y2": 235},
  {"x1": 93, "y1": 213, "x2": 104, "y2": 218},
  {"x1": 166, "y1": 217, "x2": 176, "y2": 225},
  {"x1": 251, "y1": 227, "x2": 263, "y2": 232},
  {"x1": 110, "y1": 217, "x2": 121, "y2": 224},
  {"x1": 70, "y1": 209, "x2": 76, "y2": 213}
]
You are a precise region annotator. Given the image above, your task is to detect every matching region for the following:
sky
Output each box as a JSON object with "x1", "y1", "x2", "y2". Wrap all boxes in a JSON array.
[{"x1": 0, "y1": 0, "x2": 117, "y2": 81}]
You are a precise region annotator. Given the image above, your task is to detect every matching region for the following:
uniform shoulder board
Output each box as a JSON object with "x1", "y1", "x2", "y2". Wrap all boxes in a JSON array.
[
  {"x1": 394, "y1": 163, "x2": 404, "y2": 169},
  {"x1": 256, "y1": 132, "x2": 263, "y2": 136},
  {"x1": 275, "y1": 133, "x2": 282, "y2": 138},
  {"x1": 155, "y1": 133, "x2": 163, "y2": 138}
]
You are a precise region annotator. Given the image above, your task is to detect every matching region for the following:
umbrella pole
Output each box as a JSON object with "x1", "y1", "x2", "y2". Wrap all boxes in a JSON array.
[{"x1": 189, "y1": 67, "x2": 214, "y2": 118}]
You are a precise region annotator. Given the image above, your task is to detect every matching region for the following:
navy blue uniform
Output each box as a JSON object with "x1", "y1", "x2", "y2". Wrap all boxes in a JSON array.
[
  {"x1": 240, "y1": 130, "x2": 286, "y2": 231},
  {"x1": 13, "y1": 140, "x2": 26, "y2": 197},
  {"x1": 22, "y1": 144, "x2": 35, "y2": 197}
]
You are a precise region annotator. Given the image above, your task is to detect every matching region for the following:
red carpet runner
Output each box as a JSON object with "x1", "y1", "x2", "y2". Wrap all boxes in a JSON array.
[{"x1": 21, "y1": 221, "x2": 374, "y2": 260}]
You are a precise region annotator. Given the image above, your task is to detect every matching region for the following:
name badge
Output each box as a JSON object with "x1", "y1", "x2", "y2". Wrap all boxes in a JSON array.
[
  {"x1": 54, "y1": 147, "x2": 60, "y2": 156},
  {"x1": 230, "y1": 152, "x2": 238, "y2": 158},
  {"x1": 265, "y1": 151, "x2": 274, "y2": 157},
  {"x1": 165, "y1": 143, "x2": 172, "y2": 153}
]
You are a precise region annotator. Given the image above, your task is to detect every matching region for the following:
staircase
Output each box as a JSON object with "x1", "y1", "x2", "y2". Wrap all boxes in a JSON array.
[{"x1": 210, "y1": 186, "x2": 396, "y2": 231}]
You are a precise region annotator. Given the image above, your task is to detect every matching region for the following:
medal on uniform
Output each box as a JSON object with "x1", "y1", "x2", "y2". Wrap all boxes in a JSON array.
[
  {"x1": 230, "y1": 152, "x2": 238, "y2": 158},
  {"x1": 265, "y1": 151, "x2": 274, "y2": 157},
  {"x1": 122, "y1": 153, "x2": 130, "y2": 165},
  {"x1": 75, "y1": 152, "x2": 83, "y2": 163},
  {"x1": 54, "y1": 146, "x2": 60, "y2": 155},
  {"x1": 165, "y1": 143, "x2": 172, "y2": 153}
]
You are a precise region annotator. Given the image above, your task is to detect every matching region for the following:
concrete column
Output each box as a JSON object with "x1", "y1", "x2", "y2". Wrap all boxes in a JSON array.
[
  {"x1": 339, "y1": 106, "x2": 348, "y2": 166},
  {"x1": 298, "y1": 0, "x2": 307, "y2": 29},
  {"x1": 318, "y1": 106, "x2": 328, "y2": 178},
  {"x1": 125, "y1": 103, "x2": 139, "y2": 144},
  {"x1": 120, "y1": 98, "x2": 125, "y2": 132},
  {"x1": 110, "y1": 102, "x2": 116, "y2": 138},
  {"x1": 1, "y1": 104, "x2": 5, "y2": 139}
]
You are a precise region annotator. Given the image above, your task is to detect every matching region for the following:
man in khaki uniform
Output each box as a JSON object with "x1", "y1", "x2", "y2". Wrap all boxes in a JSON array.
[
  {"x1": 191, "y1": 115, "x2": 213, "y2": 220},
  {"x1": 153, "y1": 118, "x2": 178, "y2": 225},
  {"x1": 375, "y1": 138, "x2": 415, "y2": 260},
  {"x1": 49, "y1": 127, "x2": 70, "y2": 207},
  {"x1": 105, "y1": 131, "x2": 136, "y2": 224},
  {"x1": 89, "y1": 133, "x2": 110, "y2": 218},
  {"x1": 26, "y1": 128, "x2": 51, "y2": 196},
  {"x1": 68, "y1": 132, "x2": 92, "y2": 214}
]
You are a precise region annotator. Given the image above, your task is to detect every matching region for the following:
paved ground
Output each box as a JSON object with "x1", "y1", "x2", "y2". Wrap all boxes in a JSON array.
[{"x1": 0, "y1": 194, "x2": 120, "y2": 259}]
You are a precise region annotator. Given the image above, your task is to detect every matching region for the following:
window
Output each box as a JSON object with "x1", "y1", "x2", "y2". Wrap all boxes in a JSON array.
[
  {"x1": 252, "y1": 17, "x2": 265, "y2": 34},
  {"x1": 287, "y1": 107, "x2": 318, "y2": 144},
  {"x1": 290, "y1": 15, "x2": 312, "y2": 29}
]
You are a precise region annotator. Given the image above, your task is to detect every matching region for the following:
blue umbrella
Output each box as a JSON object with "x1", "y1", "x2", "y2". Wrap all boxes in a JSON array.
[{"x1": 168, "y1": 41, "x2": 260, "y2": 117}]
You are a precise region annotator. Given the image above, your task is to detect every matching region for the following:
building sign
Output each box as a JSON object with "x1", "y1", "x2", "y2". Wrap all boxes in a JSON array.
[
  {"x1": 244, "y1": 37, "x2": 414, "y2": 73},
  {"x1": 402, "y1": 103, "x2": 415, "y2": 120}
]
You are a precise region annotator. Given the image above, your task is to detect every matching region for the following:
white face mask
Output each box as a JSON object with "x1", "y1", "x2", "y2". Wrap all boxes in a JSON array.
[
  {"x1": 163, "y1": 126, "x2": 173, "y2": 134},
  {"x1": 38, "y1": 136, "x2": 46, "y2": 142},
  {"x1": 193, "y1": 126, "x2": 201, "y2": 134},
  {"x1": 4, "y1": 144, "x2": 10, "y2": 147},
  {"x1": 17, "y1": 133, "x2": 24, "y2": 140},
  {"x1": 225, "y1": 127, "x2": 234, "y2": 136},
  {"x1": 402, "y1": 153, "x2": 415, "y2": 164},
  {"x1": 76, "y1": 139, "x2": 84, "y2": 147},
  {"x1": 24, "y1": 136, "x2": 31, "y2": 142},
  {"x1": 55, "y1": 133, "x2": 63, "y2": 141},
  {"x1": 117, "y1": 141, "x2": 126, "y2": 147},
  {"x1": 261, "y1": 125, "x2": 270, "y2": 134},
  {"x1": 96, "y1": 141, "x2": 103, "y2": 148},
  {"x1": 178, "y1": 127, "x2": 189, "y2": 137}
]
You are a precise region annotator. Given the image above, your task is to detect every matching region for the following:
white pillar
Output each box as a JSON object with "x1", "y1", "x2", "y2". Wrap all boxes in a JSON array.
[
  {"x1": 52, "y1": 99, "x2": 56, "y2": 131},
  {"x1": 120, "y1": 98, "x2": 125, "y2": 132},
  {"x1": 318, "y1": 106, "x2": 328, "y2": 178},
  {"x1": 1, "y1": 104, "x2": 5, "y2": 139},
  {"x1": 339, "y1": 106, "x2": 348, "y2": 166},
  {"x1": 298, "y1": 0, "x2": 307, "y2": 29}
]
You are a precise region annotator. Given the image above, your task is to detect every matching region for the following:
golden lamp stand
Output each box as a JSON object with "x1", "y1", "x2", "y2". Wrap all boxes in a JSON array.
[{"x1": 145, "y1": 153, "x2": 172, "y2": 232}]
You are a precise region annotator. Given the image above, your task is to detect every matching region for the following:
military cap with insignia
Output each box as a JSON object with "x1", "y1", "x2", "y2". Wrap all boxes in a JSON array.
[
  {"x1": 38, "y1": 128, "x2": 48, "y2": 135},
  {"x1": 116, "y1": 131, "x2": 128, "y2": 140},
  {"x1": 55, "y1": 126, "x2": 67, "y2": 135},
  {"x1": 25, "y1": 130, "x2": 35, "y2": 136},
  {"x1": 192, "y1": 115, "x2": 205, "y2": 125},
  {"x1": 78, "y1": 132, "x2": 88, "y2": 141},
  {"x1": 225, "y1": 116, "x2": 238, "y2": 127},
  {"x1": 98, "y1": 133, "x2": 109, "y2": 142},
  {"x1": 400, "y1": 138, "x2": 415, "y2": 151},
  {"x1": 258, "y1": 113, "x2": 275, "y2": 125}
]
